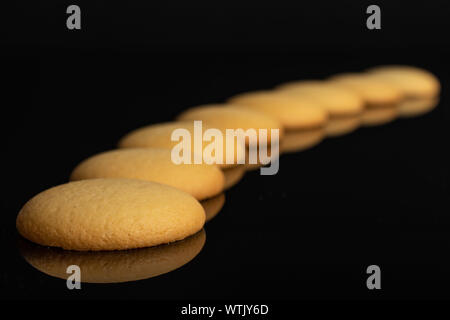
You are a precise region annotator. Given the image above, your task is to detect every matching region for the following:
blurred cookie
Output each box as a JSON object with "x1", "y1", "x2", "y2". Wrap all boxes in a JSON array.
[
  {"x1": 177, "y1": 104, "x2": 284, "y2": 145},
  {"x1": 277, "y1": 80, "x2": 364, "y2": 117},
  {"x1": 70, "y1": 148, "x2": 224, "y2": 200},
  {"x1": 16, "y1": 179, "x2": 205, "y2": 251},
  {"x1": 19, "y1": 229, "x2": 206, "y2": 283},
  {"x1": 118, "y1": 121, "x2": 245, "y2": 168},
  {"x1": 280, "y1": 128, "x2": 325, "y2": 153},
  {"x1": 329, "y1": 73, "x2": 403, "y2": 107},
  {"x1": 367, "y1": 65, "x2": 440, "y2": 99},
  {"x1": 228, "y1": 91, "x2": 328, "y2": 130}
]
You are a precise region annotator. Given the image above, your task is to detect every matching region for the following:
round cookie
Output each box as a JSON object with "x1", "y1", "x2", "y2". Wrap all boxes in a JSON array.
[
  {"x1": 20, "y1": 229, "x2": 206, "y2": 283},
  {"x1": 16, "y1": 179, "x2": 205, "y2": 251},
  {"x1": 277, "y1": 80, "x2": 364, "y2": 117},
  {"x1": 118, "y1": 121, "x2": 246, "y2": 168},
  {"x1": 228, "y1": 91, "x2": 328, "y2": 130},
  {"x1": 70, "y1": 148, "x2": 224, "y2": 201},
  {"x1": 328, "y1": 73, "x2": 403, "y2": 107},
  {"x1": 176, "y1": 105, "x2": 284, "y2": 145},
  {"x1": 367, "y1": 65, "x2": 440, "y2": 98}
]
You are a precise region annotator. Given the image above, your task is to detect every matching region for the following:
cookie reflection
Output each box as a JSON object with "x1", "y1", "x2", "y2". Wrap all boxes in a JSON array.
[
  {"x1": 201, "y1": 193, "x2": 225, "y2": 222},
  {"x1": 398, "y1": 98, "x2": 438, "y2": 118},
  {"x1": 243, "y1": 144, "x2": 279, "y2": 172},
  {"x1": 19, "y1": 229, "x2": 205, "y2": 283},
  {"x1": 362, "y1": 105, "x2": 399, "y2": 126},
  {"x1": 222, "y1": 166, "x2": 246, "y2": 190},
  {"x1": 280, "y1": 128, "x2": 325, "y2": 153},
  {"x1": 325, "y1": 115, "x2": 361, "y2": 137}
]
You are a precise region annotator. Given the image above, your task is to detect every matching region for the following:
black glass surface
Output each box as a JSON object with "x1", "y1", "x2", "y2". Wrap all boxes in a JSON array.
[{"x1": 2, "y1": 1, "x2": 449, "y2": 303}]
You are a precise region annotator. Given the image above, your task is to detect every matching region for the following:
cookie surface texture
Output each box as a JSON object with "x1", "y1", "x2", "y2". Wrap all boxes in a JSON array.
[
  {"x1": 118, "y1": 121, "x2": 245, "y2": 168},
  {"x1": 328, "y1": 73, "x2": 403, "y2": 106},
  {"x1": 16, "y1": 178, "x2": 206, "y2": 251},
  {"x1": 228, "y1": 91, "x2": 328, "y2": 130},
  {"x1": 277, "y1": 80, "x2": 364, "y2": 117},
  {"x1": 367, "y1": 65, "x2": 440, "y2": 98},
  {"x1": 177, "y1": 104, "x2": 284, "y2": 144},
  {"x1": 70, "y1": 148, "x2": 224, "y2": 200}
]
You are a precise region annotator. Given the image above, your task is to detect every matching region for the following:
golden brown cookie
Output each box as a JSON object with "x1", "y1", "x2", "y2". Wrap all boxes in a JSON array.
[
  {"x1": 328, "y1": 73, "x2": 403, "y2": 107},
  {"x1": 19, "y1": 229, "x2": 205, "y2": 283},
  {"x1": 176, "y1": 104, "x2": 284, "y2": 145},
  {"x1": 70, "y1": 148, "x2": 224, "y2": 200},
  {"x1": 367, "y1": 65, "x2": 440, "y2": 99},
  {"x1": 277, "y1": 80, "x2": 364, "y2": 117},
  {"x1": 118, "y1": 121, "x2": 245, "y2": 168},
  {"x1": 228, "y1": 91, "x2": 328, "y2": 130},
  {"x1": 16, "y1": 179, "x2": 205, "y2": 251}
]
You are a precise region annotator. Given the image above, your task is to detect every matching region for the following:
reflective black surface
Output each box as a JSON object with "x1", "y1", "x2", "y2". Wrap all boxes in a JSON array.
[{"x1": 2, "y1": 1, "x2": 449, "y2": 302}]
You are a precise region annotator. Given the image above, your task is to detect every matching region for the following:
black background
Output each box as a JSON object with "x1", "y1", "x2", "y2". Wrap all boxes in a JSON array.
[{"x1": 1, "y1": 1, "x2": 449, "y2": 301}]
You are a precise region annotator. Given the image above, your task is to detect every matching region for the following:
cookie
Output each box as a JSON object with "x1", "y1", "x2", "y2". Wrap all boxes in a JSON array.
[
  {"x1": 118, "y1": 121, "x2": 246, "y2": 168},
  {"x1": 367, "y1": 65, "x2": 440, "y2": 99},
  {"x1": 328, "y1": 73, "x2": 403, "y2": 107},
  {"x1": 280, "y1": 128, "x2": 325, "y2": 153},
  {"x1": 20, "y1": 229, "x2": 205, "y2": 283},
  {"x1": 228, "y1": 91, "x2": 328, "y2": 130},
  {"x1": 70, "y1": 148, "x2": 224, "y2": 200},
  {"x1": 177, "y1": 104, "x2": 284, "y2": 145},
  {"x1": 277, "y1": 80, "x2": 364, "y2": 117},
  {"x1": 16, "y1": 178, "x2": 205, "y2": 251},
  {"x1": 201, "y1": 194, "x2": 225, "y2": 222}
]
